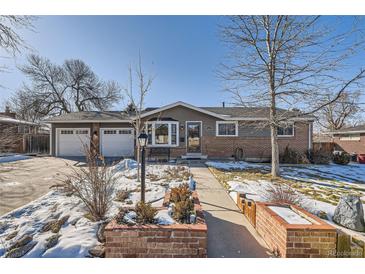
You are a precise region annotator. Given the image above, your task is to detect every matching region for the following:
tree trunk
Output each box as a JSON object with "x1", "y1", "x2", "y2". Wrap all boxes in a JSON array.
[
  {"x1": 136, "y1": 127, "x2": 141, "y2": 182},
  {"x1": 270, "y1": 91, "x2": 280, "y2": 177},
  {"x1": 270, "y1": 123, "x2": 280, "y2": 177}
]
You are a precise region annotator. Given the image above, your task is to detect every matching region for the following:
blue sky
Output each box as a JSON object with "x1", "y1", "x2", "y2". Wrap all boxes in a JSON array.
[
  {"x1": 0, "y1": 16, "x2": 364, "y2": 110},
  {"x1": 0, "y1": 16, "x2": 230, "y2": 110}
]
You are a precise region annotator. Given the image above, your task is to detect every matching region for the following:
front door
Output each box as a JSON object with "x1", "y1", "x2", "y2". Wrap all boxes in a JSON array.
[{"x1": 186, "y1": 122, "x2": 201, "y2": 153}]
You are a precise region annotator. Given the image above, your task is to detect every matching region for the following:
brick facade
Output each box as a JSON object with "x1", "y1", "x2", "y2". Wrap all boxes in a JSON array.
[
  {"x1": 104, "y1": 191, "x2": 207, "y2": 258},
  {"x1": 50, "y1": 105, "x2": 313, "y2": 160},
  {"x1": 333, "y1": 133, "x2": 365, "y2": 155},
  {"x1": 142, "y1": 105, "x2": 312, "y2": 160},
  {"x1": 255, "y1": 202, "x2": 337, "y2": 258}
]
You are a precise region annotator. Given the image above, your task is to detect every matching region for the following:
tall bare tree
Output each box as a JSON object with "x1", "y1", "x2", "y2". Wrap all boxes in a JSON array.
[
  {"x1": 317, "y1": 91, "x2": 361, "y2": 131},
  {"x1": 220, "y1": 16, "x2": 365, "y2": 177},
  {"x1": 10, "y1": 54, "x2": 121, "y2": 120},
  {"x1": 122, "y1": 55, "x2": 154, "y2": 181},
  {"x1": 0, "y1": 15, "x2": 36, "y2": 88}
]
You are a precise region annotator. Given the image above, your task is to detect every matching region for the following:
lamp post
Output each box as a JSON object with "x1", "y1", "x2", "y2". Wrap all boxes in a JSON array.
[{"x1": 137, "y1": 132, "x2": 148, "y2": 203}]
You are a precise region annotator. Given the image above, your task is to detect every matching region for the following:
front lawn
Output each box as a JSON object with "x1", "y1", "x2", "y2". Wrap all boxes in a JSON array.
[
  {"x1": 0, "y1": 160, "x2": 190, "y2": 258},
  {"x1": 206, "y1": 161, "x2": 365, "y2": 238}
]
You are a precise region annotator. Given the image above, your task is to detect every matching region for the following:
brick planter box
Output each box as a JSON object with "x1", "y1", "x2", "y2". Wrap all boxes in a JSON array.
[
  {"x1": 105, "y1": 191, "x2": 207, "y2": 258},
  {"x1": 255, "y1": 202, "x2": 337, "y2": 258}
]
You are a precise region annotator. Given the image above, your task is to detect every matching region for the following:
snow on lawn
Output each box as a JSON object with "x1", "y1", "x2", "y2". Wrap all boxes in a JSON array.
[
  {"x1": 207, "y1": 160, "x2": 365, "y2": 238},
  {"x1": 0, "y1": 155, "x2": 31, "y2": 164},
  {"x1": 206, "y1": 161, "x2": 365, "y2": 185},
  {"x1": 0, "y1": 159, "x2": 189, "y2": 258}
]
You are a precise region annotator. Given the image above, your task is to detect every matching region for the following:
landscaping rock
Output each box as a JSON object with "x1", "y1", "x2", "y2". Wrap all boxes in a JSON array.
[
  {"x1": 5, "y1": 241, "x2": 37, "y2": 258},
  {"x1": 45, "y1": 234, "x2": 60, "y2": 250},
  {"x1": 9, "y1": 234, "x2": 33, "y2": 250},
  {"x1": 333, "y1": 195, "x2": 365, "y2": 232},
  {"x1": 88, "y1": 244, "x2": 105, "y2": 258},
  {"x1": 5, "y1": 230, "x2": 18, "y2": 241}
]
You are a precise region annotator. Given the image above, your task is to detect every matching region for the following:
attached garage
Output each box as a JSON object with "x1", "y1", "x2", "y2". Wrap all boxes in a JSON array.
[
  {"x1": 56, "y1": 128, "x2": 90, "y2": 157},
  {"x1": 100, "y1": 128, "x2": 134, "y2": 157}
]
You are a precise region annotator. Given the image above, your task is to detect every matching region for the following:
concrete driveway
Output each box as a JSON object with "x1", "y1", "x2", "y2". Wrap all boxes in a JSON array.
[{"x1": 0, "y1": 156, "x2": 82, "y2": 216}]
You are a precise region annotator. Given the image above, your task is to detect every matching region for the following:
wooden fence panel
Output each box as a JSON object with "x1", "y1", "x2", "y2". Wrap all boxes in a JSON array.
[{"x1": 23, "y1": 134, "x2": 50, "y2": 154}]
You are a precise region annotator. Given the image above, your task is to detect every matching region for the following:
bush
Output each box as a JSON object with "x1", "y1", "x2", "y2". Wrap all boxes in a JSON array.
[
  {"x1": 135, "y1": 202, "x2": 158, "y2": 224},
  {"x1": 173, "y1": 199, "x2": 194, "y2": 223},
  {"x1": 114, "y1": 189, "x2": 130, "y2": 202},
  {"x1": 170, "y1": 183, "x2": 191, "y2": 203},
  {"x1": 307, "y1": 149, "x2": 332, "y2": 164},
  {"x1": 170, "y1": 184, "x2": 195, "y2": 223},
  {"x1": 164, "y1": 166, "x2": 191, "y2": 181},
  {"x1": 62, "y1": 146, "x2": 117, "y2": 221},
  {"x1": 263, "y1": 183, "x2": 302, "y2": 206},
  {"x1": 280, "y1": 146, "x2": 310, "y2": 164},
  {"x1": 333, "y1": 152, "x2": 351, "y2": 165}
]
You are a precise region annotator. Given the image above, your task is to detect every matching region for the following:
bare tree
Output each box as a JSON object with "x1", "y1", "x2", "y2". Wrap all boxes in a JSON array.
[
  {"x1": 317, "y1": 91, "x2": 361, "y2": 131},
  {"x1": 10, "y1": 54, "x2": 121, "y2": 120},
  {"x1": 220, "y1": 16, "x2": 365, "y2": 177},
  {"x1": 122, "y1": 55, "x2": 154, "y2": 181},
  {"x1": 0, "y1": 15, "x2": 36, "y2": 89},
  {"x1": 0, "y1": 16, "x2": 35, "y2": 55}
]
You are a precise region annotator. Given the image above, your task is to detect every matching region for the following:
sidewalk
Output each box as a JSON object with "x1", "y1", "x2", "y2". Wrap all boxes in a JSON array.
[{"x1": 190, "y1": 163, "x2": 270, "y2": 258}]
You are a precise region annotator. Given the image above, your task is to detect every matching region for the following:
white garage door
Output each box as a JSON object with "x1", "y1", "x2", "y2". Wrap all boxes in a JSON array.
[
  {"x1": 100, "y1": 128, "x2": 134, "y2": 157},
  {"x1": 57, "y1": 128, "x2": 90, "y2": 157}
]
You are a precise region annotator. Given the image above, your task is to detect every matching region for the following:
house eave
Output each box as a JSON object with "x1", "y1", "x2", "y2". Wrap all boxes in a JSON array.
[
  {"x1": 329, "y1": 130, "x2": 365, "y2": 135},
  {"x1": 44, "y1": 119, "x2": 132, "y2": 123},
  {"x1": 139, "y1": 101, "x2": 229, "y2": 120}
]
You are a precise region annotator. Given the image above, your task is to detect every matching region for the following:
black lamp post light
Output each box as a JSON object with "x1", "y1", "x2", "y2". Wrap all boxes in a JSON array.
[{"x1": 137, "y1": 132, "x2": 148, "y2": 203}]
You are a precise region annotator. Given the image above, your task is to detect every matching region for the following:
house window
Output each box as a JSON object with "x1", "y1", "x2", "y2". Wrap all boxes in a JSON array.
[
  {"x1": 145, "y1": 121, "x2": 179, "y2": 146},
  {"x1": 119, "y1": 129, "x2": 132, "y2": 134},
  {"x1": 60, "y1": 130, "x2": 73, "y2": 134},
  {"x1": 339, "y1": 134, "x2": 360, "y2": 141},
  {"x1": 277, "y1": 124, "x2": 294, "y2": 137},
  {"x1": 75, "y1": 130, "x2": 88, "y2": 134},
  {"x1": 103, "y1": 130, "x2": 117, "y2": 134},
  {"x1": 171, "y1": 124, "x2": 177, "y2": 145},
  {"x1": 216, "y1": 121, "x2": 238, "y2": 137},
  {"x1": 155, "y1": 123, "x2": 169, "y2": 144},
  {"x1": 147, "y1": 124, "x2": 152, "y2": 145}
]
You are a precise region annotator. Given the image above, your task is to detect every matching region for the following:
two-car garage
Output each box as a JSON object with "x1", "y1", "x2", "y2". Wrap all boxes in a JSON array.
[{"x1": 55, "y1": 127, "x2": 134, "y2": 158}]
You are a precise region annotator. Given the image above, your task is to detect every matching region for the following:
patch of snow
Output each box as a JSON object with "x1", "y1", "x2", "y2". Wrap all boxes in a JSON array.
[
  {"x1": 111, "y1": 158, "x2": 138, "y2": 172},
  {"x1": 0, "y1": 155, "x2": 31, "y2": 164},
  {"x1": 268, "y1": 206, "x2": 311, "y2": 225},
  {"x1": 155, "y1": 210, "x2": 175, "y2": 225},
  {"x1": 0, "y1": 161, "x2": 190, "y2": 257}
]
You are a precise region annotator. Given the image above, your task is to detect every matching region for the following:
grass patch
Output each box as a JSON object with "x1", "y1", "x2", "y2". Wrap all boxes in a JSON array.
[{"x1": 208, "y1": 166, "x2": 365, "y2": 207}]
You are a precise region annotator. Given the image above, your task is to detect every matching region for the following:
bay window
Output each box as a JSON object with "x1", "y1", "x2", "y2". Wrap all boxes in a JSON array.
[{"x1": 145, "y1": 121, "x2": 179, "y2": 146}]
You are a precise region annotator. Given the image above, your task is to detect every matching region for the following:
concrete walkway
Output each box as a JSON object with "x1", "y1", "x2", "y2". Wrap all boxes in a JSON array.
[{"x1": 190, "y1": 163, "x2": 270, "y2": 258}]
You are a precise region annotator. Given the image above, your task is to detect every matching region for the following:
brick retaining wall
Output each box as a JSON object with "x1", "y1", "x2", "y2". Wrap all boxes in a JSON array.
[
  {"x1": 255, "y1": 202, "x2": 337, "y2": 258},
  {"x1": 105, "y1": 192, "x2": 207, "y2": 258}
]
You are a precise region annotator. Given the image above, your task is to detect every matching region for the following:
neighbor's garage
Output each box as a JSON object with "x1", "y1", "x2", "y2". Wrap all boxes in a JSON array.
[
  {"x1": 100, "y1": 128, "x2": 134, "y2": 157},
  {"x1": 56, "y1": 128, "x2": 90, "y2": 156}
]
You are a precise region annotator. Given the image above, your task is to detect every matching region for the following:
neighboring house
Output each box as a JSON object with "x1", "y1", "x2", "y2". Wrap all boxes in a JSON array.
[
  {"x1": 329, "y1": 125, "x2": 365, "y2": 155},
  {"x1": 45, "y1": 101, "x2": 314, "y2": 161},
  {"x1": 0, "y1": 107, "x2": 49, "y2": 153}
]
